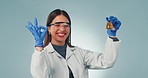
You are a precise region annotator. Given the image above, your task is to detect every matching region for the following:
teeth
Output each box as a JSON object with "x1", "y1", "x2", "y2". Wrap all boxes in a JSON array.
[{"x1": 57, "y1": 33, "x2": 65, "y2": 36}]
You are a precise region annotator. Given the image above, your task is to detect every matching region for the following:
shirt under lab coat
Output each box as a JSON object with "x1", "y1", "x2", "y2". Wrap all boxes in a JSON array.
[{"x1": 31, "y1": 37, "x2": 121, "y2": 78}]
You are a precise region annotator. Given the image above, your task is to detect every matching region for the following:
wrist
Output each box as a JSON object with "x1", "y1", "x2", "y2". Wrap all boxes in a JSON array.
[
  {"x1": 109, "y1": 36, "x2": 116, "y2": 38},
  {"x1": 35, "y1": 39, "x2": 44, "y2": 47},
  {"x1": 35, "y1": 46, "x2": 43, "y2": 52},
  {"x1": 109, "y1": 36, "x2": 119, "y2": 41}
]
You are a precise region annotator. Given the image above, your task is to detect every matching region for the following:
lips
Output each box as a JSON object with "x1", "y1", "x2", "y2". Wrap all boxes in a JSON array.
[{"x1": 57, "y1": 32, "x2": 66, "y2": 37}]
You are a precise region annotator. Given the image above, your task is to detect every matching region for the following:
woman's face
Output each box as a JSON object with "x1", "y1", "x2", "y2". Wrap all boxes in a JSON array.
[{"x1": 48, "y1": 15, "x2": 70, "y2": 46}]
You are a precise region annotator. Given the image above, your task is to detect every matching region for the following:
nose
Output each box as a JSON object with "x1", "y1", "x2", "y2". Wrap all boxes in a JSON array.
[{"x1": 59, "y1": 25, "x2": 66, "y2": 31}]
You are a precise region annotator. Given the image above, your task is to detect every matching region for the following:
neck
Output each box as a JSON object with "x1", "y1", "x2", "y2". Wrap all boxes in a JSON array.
[{"x1": 51, "y1": 40, "x2": 65, "y2": 46}]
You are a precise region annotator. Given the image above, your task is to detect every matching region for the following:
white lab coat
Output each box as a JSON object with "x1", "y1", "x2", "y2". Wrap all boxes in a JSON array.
[{"x1": 31, "y1": 37, "x2": 121, "y2": 78}]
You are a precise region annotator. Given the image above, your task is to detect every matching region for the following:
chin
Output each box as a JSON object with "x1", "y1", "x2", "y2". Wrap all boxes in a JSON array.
[{"x1": 57, "y1": 39, "x2": 66, "y2": 42}]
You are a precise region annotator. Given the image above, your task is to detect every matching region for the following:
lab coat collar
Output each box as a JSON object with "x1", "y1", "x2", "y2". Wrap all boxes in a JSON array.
[
  {"x1": 45, "y1": 43, "x2": 76, "y2": 59},
  {"x1": 45, "y1": 43, "x2": 56, "y2": 53}
]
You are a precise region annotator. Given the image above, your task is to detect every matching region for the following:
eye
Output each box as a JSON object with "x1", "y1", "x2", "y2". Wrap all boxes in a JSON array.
[
  {"x1": 64, "y1": 25, "x2": 69, "y2": 27},
  {"x1": 62, "y1": 23, "x2": 70, "y2": 27},
  {"x1": 54, "y1": 24, "x2": 61, "y2": 27}
]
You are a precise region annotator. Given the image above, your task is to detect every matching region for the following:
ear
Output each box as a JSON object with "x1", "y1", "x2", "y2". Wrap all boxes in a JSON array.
[{"x1": 48, "y1": 26, "x2": 51, "y2": 33}]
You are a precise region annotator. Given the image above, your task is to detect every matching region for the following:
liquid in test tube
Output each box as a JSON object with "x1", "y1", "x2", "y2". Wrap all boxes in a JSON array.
[{"x1": 106, "y1": 22, "x2": 115, "y2": 30}]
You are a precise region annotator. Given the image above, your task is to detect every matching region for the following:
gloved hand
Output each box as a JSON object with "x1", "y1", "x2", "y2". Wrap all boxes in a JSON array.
[
  {"x1": 26, "y1": 18, "x2": 48, "y2": 47},
  {"x1": 106, "y1": 16, "x2": 121, "y2": 36}
]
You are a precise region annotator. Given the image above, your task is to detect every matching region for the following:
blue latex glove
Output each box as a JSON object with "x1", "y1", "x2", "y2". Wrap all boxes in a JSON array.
[
  {"x1": 26, "y1": 18, "x2": 48, "y2": 47},
  {"x1": 106, "y1": 16, "x2": 121, "y2": 36}
]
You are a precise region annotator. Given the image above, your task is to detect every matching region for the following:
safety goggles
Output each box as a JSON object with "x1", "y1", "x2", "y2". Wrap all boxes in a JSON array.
[{"x1": 48, "y1": 22, "x2": 70, "y2": 28}]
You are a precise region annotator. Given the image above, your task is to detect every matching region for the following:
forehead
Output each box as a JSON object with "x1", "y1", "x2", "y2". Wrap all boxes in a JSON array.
[{"x1": 52, "y1": 15, "x2": 69, "y2": 23}]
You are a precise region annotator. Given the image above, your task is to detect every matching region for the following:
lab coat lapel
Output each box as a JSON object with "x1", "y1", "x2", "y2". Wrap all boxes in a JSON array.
[
  {"x1": 66, "y1": 46, "x2": 75, "y2": 60},
  {"x1": 46, "y1": 43, "x2": 76, "y2": 59},
  {"x1": 46, "y1": 43, "x2": 64, "y2": 58},
  {"x1": 46, "y1": 43, "x2": 55, "y2": 53}
]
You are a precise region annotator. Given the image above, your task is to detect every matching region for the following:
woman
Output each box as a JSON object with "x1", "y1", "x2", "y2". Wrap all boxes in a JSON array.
[{"x1": 26, "y1": 9, "x2": 121, "y2": 78}]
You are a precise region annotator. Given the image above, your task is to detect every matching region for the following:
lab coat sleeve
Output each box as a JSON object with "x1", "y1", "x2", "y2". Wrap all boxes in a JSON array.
[
  {"x1": 82, "y1": 37, "x2": 121, "y2": 69},
  {"x1": 31, "y1": 49, "x2": 50, "y2": 78}
]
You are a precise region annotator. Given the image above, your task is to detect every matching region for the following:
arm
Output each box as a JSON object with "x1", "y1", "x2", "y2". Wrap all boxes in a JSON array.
[
  {"x1": 83, "y1": 16, "x2": 121, "y2": 69},
  {"x1": 82, "y1": 37, "x2": 121, "y2": 69},
  {"x1": 100, "y1": 37, "x2": 121, "y2": 68},
  {"x1": 31, "y1": 49, "x2": 50, "y2": 78},
  {"x1": 26, "y1": 18, "x2": 49, "y2": 78}
]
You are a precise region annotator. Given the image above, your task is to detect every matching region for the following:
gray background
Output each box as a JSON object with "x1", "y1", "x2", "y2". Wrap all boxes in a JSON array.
[{"x1": 0, "y1": 0, "x2": 148, "y2": 78}]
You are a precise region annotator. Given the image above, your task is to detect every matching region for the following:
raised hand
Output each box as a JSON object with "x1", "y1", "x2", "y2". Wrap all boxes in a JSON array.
[
  {"x1": 106, "y1": 16, "x2": 121, "y2": 36},
  {"x1": 26, "y1": 18, "x2": 48, "y2": 47}
]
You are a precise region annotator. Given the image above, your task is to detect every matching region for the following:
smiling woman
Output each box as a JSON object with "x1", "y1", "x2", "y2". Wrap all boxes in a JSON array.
[
  {"x1": 26, "y1": 9, "x2": 121, "y2": 78},
  {"x1": 46, "y1": 15, "x2": 71, "y2": 46},
  {"x1": 44, "y1": 9, "x2": 73, "y2": 47}
]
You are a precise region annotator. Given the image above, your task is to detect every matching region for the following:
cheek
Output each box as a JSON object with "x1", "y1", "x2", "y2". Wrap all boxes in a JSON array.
[
  {"x1": 48, "y1": 27, "x2": 56, "y2": 34},
  {"x1": 67, "y1": 30, "x2": 70, "y2": 35},
  {"x1": 50, "y1": 30, "x2": 57, "y2": 36}
]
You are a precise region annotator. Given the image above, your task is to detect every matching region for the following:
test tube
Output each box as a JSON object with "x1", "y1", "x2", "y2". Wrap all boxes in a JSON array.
[{"x1": 106, "y1": 22, "x2": 115, "y2": 30}]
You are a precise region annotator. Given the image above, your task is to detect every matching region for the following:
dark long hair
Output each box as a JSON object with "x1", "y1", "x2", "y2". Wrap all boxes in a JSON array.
[{"x1": 44, "y1": 9, "x2": 73, "y2": 47}]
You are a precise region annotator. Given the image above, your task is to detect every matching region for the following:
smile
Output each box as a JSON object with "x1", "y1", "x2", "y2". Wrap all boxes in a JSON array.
[{"x1": 57, "y1": 32, "x2": 66, "y2": 37}]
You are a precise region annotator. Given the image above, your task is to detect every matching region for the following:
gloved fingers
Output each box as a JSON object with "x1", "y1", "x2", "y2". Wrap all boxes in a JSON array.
[
  {"x1": 36, "y1": 26, "x2": 46, "y2": 37},
  {"x1": 36, "y1": 28, "x2": 41, "y2": 37},
  {"x1": 108, "y1": 16, "x2": 117, "y2": 22},
  {"x1": 26, "y1": 21, "x2": 34, "y2": 32},
  {"x1": 28, "y1": 21, "x2": 38, "y2": 31},
  {"x1": 26, "y1": 25, "x2": 33, "y2": 32},
  {"x1": 106, "y1": 16, "x2": 121, "y2": 30},
  {"x1": 38, "y1": 26, "x2": 48, "y2": 38},
  {"x1": 34, "y1": 18, "x2": 39, "y2": 30},
  {"x1": 38, "y1": 26, "x2": 48, "y2": 31},
  {"x1": 111, "y1": 18, "x2": 121, "y2": 30},
  {"x1": 113, "y1": 20, "x2": 121, "y2": 30},
  {"x1": 41, "y1": 26, "x2": 48, "y2": 38},
  {"x1": 26, "y1": 26, "x2": 39, "y2": 39},
  {"x1": 26, "y1": 21, "x2": 40, "y2": 37},
  {"x1": 110, "y1": 18, "x2": 117, "y2": 23},
  {"x1": 27, "y1": 21, "x2": 33, "y2": 27},
  {"x1": 106, "y1": 16, "x2": 115, "y2": 22}
]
